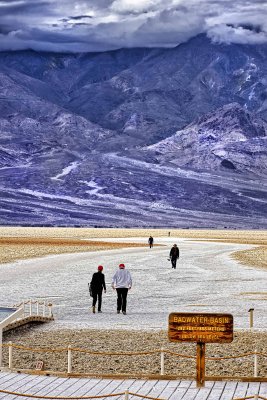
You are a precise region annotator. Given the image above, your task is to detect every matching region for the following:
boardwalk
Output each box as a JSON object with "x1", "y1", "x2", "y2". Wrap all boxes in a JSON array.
[{"x1": 0, "y1": 372, "x2": 266, "y2": 400}]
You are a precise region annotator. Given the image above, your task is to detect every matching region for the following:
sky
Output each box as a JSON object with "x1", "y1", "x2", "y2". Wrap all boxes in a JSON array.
[{"x1": 0, "y1": 0, "x2": 267, "y2": 52}]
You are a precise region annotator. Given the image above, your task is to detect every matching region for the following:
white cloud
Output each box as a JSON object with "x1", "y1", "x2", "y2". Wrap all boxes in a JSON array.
[{"x1": 110, "y1": 0, "x2": 162, "y2": 14}]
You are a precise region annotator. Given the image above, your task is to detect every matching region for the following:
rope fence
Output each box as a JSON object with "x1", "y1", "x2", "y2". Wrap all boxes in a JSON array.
[
  {"x1": 233, "y1": 396, "x2": 267, "y2": 400},
  {"x1": 1, "y1": 342, "x2": 266, "y2": 378},
  {"x1": 0, "y1": 389, "x2": 165, "y2": 400}
]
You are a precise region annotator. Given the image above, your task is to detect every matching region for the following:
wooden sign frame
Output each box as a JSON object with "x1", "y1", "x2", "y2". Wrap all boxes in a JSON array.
[{"x1": 169, "y1": 312, "x2": 233, "y2": 343}]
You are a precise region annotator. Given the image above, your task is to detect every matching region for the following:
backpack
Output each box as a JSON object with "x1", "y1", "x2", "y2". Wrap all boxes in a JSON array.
[{"x1": 88, "y1": 282, "x2": 93, "y2": 297}]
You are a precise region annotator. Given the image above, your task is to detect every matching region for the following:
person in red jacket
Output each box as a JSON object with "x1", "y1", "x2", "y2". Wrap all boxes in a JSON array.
[{"x1": 90, "y1": 265, "x2": 106, "y2": 313}]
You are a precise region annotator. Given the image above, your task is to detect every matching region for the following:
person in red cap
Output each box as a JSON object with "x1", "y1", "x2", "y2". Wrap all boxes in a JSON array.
[
  {"x1": 112, "y1": 263, "x2": 132, "y2": 315},
  {"x1": 89, "y1": 265, "x2": 106, "y2": 313}
]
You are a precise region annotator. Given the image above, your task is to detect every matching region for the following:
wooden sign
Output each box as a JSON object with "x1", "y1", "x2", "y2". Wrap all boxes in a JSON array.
[{"x1": 169, "y1": 312, "x2": 233, "y2": 343}]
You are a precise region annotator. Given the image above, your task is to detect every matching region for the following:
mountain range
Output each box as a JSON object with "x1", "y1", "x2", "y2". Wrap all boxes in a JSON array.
[{"x1": 0, "y1": 34, "x2": 266, "y2": 228}]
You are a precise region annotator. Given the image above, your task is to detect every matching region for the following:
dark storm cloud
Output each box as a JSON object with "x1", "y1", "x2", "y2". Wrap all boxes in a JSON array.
[
  {"x1": 68, "y1": 15, "x2": 93, "y2": 20},
  {"x1": 0, "y1": 0, "x2": 266, "y2": 52}
]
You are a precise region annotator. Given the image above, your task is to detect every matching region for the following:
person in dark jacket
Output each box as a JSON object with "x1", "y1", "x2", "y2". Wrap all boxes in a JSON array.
[
  {"x1": 90, "y1": 265, "x2": 106, "y2": 313},
  {"x1": 148, "y1": 236, "x2": 154, "y2": 248},
  {"x1": 169, "y1": 244, "x2": 179, "y2": 269}
]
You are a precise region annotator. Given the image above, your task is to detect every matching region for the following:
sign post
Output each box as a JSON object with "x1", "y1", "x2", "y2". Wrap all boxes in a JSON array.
[
  {"x1": 196, "y1": 342, "x2": 205, "y2": 387},
  {"x1": 169, "y1": 312, "x2": 233, "y2": 387}
]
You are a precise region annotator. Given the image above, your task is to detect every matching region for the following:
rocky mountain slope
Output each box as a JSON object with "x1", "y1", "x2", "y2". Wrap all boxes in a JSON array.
[{"x1": 0, "y1": 34, "x2": 266, "y2": 228}]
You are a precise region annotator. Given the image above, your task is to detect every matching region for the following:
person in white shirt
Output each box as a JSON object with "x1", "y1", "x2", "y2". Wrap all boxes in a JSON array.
[{"x1": 112, "y1": 263, "x2": 132, "y2": 315}]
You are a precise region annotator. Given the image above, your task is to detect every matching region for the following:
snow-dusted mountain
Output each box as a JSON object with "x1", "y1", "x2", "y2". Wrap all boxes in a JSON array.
[
  {"x1": 0, "y1": 34, "x2": 266, "y2": 228},
  {"x1": 145, "y1": 103, "x2": 267, "y2": 176}
]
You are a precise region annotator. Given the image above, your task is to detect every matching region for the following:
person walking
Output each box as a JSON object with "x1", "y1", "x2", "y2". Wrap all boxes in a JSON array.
[
  {"x1": 112, "y1": 263, "x2": 132, "y2": 315},
  {"x1": 90, "y1": 265, "x2": 106, "y2": 313},
  {"x1": 148, "y1": 236, "x2": 154, "y2": 248},
  {"x1": 169, "y1": 244, "x2": 179, "y2": 269}
]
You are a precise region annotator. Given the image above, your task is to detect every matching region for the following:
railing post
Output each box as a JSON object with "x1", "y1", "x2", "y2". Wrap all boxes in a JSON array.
[
  {"x1": 23, "y1": 301, "x2": 25, "y2": 317},
  {"x1": 8, "y1": 341, "x2": 13, "y2": 369},
  {"x1": 254, "y1": 349, "x2": 258, "y2": 377},
  {"x1": 48, "y1": 303, "x2": 53, "y2": 318},
  {"x1": 124, "y1": 390, "x2": 129, "y2": 400},
  {"x1": 29, "y1": 299, "x2": 32, "y2": 316},
  {"x1": 68, "y1": 345, "x2": 72, "y2": 374},
  {"x1": 0, "y1": 328, "x2": 3, "y2": 368},
  {"x1": 248, "y1": 308, "x2": 254, "y2": 329},
  {"x1": 43, "y1": 301, "x2": 46, "y2": 317},
  {"x1": 36, "y1": 301, "x2": 39, "y2": 316},
  {"x1": 160, "y1": 347, "x2": 165, "y2": 375},
  {"x1": 254, "y1": 395, "x2": 259, "y2": 400}
]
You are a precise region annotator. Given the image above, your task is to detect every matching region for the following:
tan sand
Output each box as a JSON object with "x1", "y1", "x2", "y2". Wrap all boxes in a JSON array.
[{"x1": 0, "y1": 227, "x2": 266, "y2": 269}]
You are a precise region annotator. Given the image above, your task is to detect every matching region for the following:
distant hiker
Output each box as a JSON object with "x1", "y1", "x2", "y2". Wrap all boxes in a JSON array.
[
  {"x1": 169, "y1": 244, "x2": 179, "y2": 269},
  {"x1": 148, "y1": 236, "x2": 154, "y2": 248},
  {"x1": 168, "y1": 232, "x2": 171, "y2": 237},
  {"x1": 112, "y1": 263, "x2": 132, "y2": 315},
  {"x1": 89, "y1": 265, "x2": 106, "y2": 313}
]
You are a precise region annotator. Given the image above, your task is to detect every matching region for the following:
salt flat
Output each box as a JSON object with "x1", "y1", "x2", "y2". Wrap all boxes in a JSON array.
[{"x1": 0, "y1": 237, "x2": 266, "y2": 330}]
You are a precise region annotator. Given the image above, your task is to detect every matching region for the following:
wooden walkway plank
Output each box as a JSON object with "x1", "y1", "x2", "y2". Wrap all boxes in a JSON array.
[
  {"x1": 24, "y1": 376, "x2": 71, "y2": 398},
  {"x1": 0, "y1": 373, "x2": 25, "y2": 387},
  {"x1": 0, "y1": 373, "x2": 40, "y2": 399},
  {"x1": 73, "y1": 378, "x2": 113, "y2": 398},
  {"x1": 59, "y1": 378, "x2": 102, "y2": 400},
  {"x1": 119, "y1": 378, "x2": 147, "y2": 397},
  {"x1": 158, "y1": 380, "x2": 181, "y2": 400},
  {"x1": 55, "y1": 377, "x2": 96, "y2": 398},
  {"x1": 177, "y1": 381, "x2": 192, "y2": 389},
  {"x1": 10, "y1": 375, "x2": 63, "y2": 400},
  {"x1": 193, "y1": 385, "x2": 214, "y2": 400},
  {"x1": 0, "y1": 373, "x2": 11, "y2": 383},
  {"x1": 45, "y1": 377, "x2": 105, "y2": 399},
  {"x1": 168, "y1": 382, "x2": 195, "y2": 400},
  {"x1": 246, "y1": 382, "x2": 261, "y2": 398},
  {"x1": 218, "y1": 381, "x2": 238, "y2": 400},
  {"x1": 2, "y1": 375, "x2": 54, "y2": 400},
  {"x1": 96, "y1": 379, "x2": 133, "y2": 399},
  {"x1": 231, "y1": 382, "x2": 249, "y2": 399},
  {"x1": 145, "y1": 379, "x2": 169, "y2": 398},
  {"x1": 128, "y1": 380, "x2": 159, "y2": 400},
  {"x1": 259, "y1": 383, "x2": 267, "y2": 398}
]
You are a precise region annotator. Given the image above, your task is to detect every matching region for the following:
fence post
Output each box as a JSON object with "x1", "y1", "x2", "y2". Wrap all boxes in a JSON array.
[
  {"x1": 248, "y1": 308, "x2": 254, "y2": 329},
  {"x1": 254, "y1": 395, "x2": 259, "y2": 400},
  {"x1": 43, "y1": 301, "x2": 46, "y2": 317},
  {"x1": 124, "y1": 390, "x2": 129, "y2": 400},
  {"x1": 160, "y1": 347, "x2": 165, "y2": 375},
  {"x1": 254, "y1": 349, "x2": 258, "y2": 377},
  {"x1": 8, "y1": 341, "x2": 13, "y2": 369},
  {"x1": 23, "y1": 301, "x2": 25, "y2": 317},
  {"x1": 36, "y1": 301, "x2": 39, "y2": 316},
  {"x1": 68, "y1": 345, "x2": 72, "y2": 374},
  {"x1": 29, "y1": 299, "x2": 32, "y2": 316}
]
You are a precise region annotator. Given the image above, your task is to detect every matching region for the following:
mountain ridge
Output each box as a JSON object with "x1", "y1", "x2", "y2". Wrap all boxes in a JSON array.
[{"x1": 0, "y1": 34, "x2": 266, "y2": 227}]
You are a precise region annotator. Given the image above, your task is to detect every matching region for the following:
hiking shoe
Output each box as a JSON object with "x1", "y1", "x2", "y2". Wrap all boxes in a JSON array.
[
  {"x1": 117, "y1": 310, "x2": 120, "y2": 314},
  {"x1": 98, "y1": 310, "x2": 102, "y2": 313},
  {"x1": 122, "y1": 311, "x2": 126, "y2": 315},
  {"x1": 92, "y1": 306, "x2": 95, "y2": 313}
]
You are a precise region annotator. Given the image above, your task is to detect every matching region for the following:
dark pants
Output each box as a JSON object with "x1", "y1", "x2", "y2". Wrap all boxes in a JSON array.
[
  {"x1": 92, "y1": 290, "x2": 102, "y2": 311},
  {"x1": 171, "y1": 258, "x2": 178, "y2": 269},
  {"x1": 116, "y1": 288, "x2": 128, "y2": 312},
  {"x1": 149, "y1": 243, "x2": 153, "y2": 248}
]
